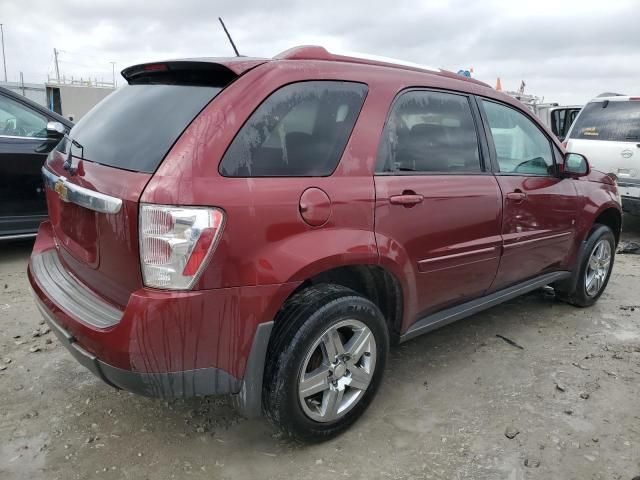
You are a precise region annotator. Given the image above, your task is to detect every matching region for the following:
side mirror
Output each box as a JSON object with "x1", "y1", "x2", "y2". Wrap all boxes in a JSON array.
[
  {"x1": 563, "y1": 152, "x2": 590, "y2": 177},
  {"x1": 46, "y1": 121, "x2": 67, "y2": 139}
]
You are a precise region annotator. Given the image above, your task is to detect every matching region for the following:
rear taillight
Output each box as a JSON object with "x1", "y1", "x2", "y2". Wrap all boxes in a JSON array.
[{"x1": 139, "y1": 204, "x2": 225, "y2": 290}]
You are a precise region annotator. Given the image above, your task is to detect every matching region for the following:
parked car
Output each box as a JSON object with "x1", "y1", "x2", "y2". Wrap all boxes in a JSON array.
[
  {"x1": 565, "y1": 95, "x2": 640, "y2": 215},
  {"x1": 29, "y1": 47, "x2": 621, "y2": 442},
  {"x1": 0, "y1": 86, "x2": 72, "y2": 239}
]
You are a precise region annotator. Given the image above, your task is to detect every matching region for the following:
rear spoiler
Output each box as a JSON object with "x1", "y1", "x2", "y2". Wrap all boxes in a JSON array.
[{"x1": 121, "y1": 58, "x2": 267, "y2": 86}]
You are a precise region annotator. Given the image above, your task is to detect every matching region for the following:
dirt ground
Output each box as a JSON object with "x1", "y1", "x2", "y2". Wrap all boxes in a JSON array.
[{"x1": 1, "y1": 220, "x2": 639, "y2": 480}]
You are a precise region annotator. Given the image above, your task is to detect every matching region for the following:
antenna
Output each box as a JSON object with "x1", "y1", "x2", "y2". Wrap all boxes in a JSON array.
[{"x1": 218, "y1": 17, "x2": 240, "y2": 57}]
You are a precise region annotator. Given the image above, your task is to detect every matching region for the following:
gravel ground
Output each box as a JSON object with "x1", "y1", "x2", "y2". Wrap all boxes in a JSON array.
[{"x1": 1, "y1": 219, "x2": 640, "y2": 480}]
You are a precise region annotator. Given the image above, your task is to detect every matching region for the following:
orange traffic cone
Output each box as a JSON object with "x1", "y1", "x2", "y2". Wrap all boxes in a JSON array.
[{"x1": 495, "y1": 77, "x2": 502, "y2": 91}]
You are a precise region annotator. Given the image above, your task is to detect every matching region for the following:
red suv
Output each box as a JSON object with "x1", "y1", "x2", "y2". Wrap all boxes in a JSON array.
[{"x1": 29, "y1": 46, "x2": 621, "y2": 441}]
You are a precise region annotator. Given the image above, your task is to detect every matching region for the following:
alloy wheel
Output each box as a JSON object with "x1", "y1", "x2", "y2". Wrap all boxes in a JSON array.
[
  {"x1": 585, "y1": 239, "x2": 612, "y2": 297},
  {"x1": 298, "y1": 319, "x2": 377, "y2": 423}
]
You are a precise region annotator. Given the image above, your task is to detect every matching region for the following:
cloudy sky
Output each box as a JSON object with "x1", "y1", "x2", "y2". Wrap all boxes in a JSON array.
[{"x1": 3, "y1": 0, "x2": 639, "y2": 104}]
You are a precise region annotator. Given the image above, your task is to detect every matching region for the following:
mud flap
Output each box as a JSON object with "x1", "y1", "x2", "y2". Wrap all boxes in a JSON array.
[{"x1": 232, "y1": 321, "x2": 273, "y2": 418}]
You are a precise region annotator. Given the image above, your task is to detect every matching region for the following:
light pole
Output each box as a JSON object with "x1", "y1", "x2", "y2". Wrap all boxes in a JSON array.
[
  {"x1": 1, "y1": 24, "x2": 7, "y2": 82},
  {"x1": 53, "y1": 48, "x2": 60, "y2": 83},
  {"x1": 110, "y1": 61, "x2": 116, "y2": 87}
]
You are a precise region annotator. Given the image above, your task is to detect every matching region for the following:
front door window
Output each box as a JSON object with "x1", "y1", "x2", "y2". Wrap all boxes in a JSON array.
[{"x1": 0, "y1": 95, "x2": 48, "y2": 139}]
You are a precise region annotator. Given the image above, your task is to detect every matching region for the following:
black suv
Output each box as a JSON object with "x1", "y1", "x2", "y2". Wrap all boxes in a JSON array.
[{"x1": 0, "y1": 86, "x2": 72, "y2": 239}]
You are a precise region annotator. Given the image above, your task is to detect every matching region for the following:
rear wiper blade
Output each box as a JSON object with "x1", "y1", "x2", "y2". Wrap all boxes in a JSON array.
[{"x1": 62, "y1": 134, "x2": 85, "y2": 176}]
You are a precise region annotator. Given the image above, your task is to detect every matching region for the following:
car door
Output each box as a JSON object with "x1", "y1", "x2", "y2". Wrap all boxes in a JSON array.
[
  {"x1": 479, "y1": 98, "x2": 578, "y2": 291},
  {"x1": 374, "y1": 89, "x2": 503, "y2": 322},
  {"x1": 0, "y1": 92, "x2": 59, "y2": 237}
]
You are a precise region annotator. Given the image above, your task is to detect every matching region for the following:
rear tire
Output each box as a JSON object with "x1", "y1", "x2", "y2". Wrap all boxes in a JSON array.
[
  {"x1": 262, "y1": 284, "x2": 389, "y2": 442},
  {"x1": 556, "y1": 224, "x2": 615, "y2": 307}
]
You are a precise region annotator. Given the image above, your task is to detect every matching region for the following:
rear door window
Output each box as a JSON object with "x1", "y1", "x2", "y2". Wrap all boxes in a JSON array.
[
  {"x1": 219, "y1": 81, "x2": 367, "y2": 177},
  {"x1": 569, "y1": 100, "x2": 640, "y2": 142},
  {"x1": 376, "y1": 90, "x2": 482, "y2": 174},
  {"x1": 68, "y1": 84, "x2": 222, "y2": 173}
]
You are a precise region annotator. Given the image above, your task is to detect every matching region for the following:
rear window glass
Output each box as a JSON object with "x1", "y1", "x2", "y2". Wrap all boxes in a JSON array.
[
  {"x1": 569, "y1": 101, "x2": 640, "y2": 142},
  {"x1": 68, "y1": 84, "x2": 221, "y2": 173},
  {"x1": 219, "y1": 81, "x2": 367, "y2": 177}
]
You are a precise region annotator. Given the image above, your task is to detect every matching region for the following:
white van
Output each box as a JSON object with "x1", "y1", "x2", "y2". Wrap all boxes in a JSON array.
[{"x1": 566, "y1": 95, "x2": 640, "y2": 215}]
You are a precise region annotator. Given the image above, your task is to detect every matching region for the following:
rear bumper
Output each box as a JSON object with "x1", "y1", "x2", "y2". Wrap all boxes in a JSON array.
[
  {"x1": 33, "y1": 294, "x2": 239, "y2": 398},
  {"x1": 28, "y1": 221, "x2": 299, "y2": 404}
]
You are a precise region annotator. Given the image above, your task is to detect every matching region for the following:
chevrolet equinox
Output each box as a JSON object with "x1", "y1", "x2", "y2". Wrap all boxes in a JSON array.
[{"x1": 29, "y1": 46, "x2": 621, "y2": 441}]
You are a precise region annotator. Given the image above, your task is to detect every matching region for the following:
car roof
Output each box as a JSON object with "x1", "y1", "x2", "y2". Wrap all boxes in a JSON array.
[
  {"x1": 126, "y1": 46, "x2": 540, "y2": 125},
  {"x1": 128, "y1": 45, "x2": 492, "y2": 89},
  {"x1": 0, "y1": 85, "x2": 73, "y2": 127}
]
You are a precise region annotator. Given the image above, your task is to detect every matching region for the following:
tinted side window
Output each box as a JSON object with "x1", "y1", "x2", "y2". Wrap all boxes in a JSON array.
[
  {"x1": 220, "y1": 81, "x2": 367, "y2": 177},
  {"x1": 0, "y1": 94, "x2": 48, "y2": 138},
  {"x1": 569, "y1": 100, "x2": 640, "y2": 142},
  {"x1": 376, "y1": 91, "x2": 481, "y2": 173},
  {"x1": 482, "y1": 100, "x2": 554, "y2": 175}
]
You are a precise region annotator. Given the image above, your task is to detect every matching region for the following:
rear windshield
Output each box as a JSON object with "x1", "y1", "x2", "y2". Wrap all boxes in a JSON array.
[
  {"x1": 569, "y1": 100, "x2": 640, "y2": 142},
  {"x1": 68, "y1": 84, "x2": 221, "y2": 173}
]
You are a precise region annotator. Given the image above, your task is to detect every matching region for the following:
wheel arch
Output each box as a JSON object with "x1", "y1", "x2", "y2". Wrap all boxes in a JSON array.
[
  {"x1": 593, "y1": 205, "x2": 622, "y2": 245},
  {"x1": 284, "y1": 264, "x2": 405, "y2": 340},
  {"x1": 555, "y1": 206, "x2": 620, "y2": 299}
]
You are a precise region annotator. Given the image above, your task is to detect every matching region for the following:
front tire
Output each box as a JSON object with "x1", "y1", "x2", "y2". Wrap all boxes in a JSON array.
[
  {"x1": 556, "y1": 224, "x2": 615, "y2": 307},
  {"x1": 262, "y1": 284, "x2": 389, "y2": 442}
]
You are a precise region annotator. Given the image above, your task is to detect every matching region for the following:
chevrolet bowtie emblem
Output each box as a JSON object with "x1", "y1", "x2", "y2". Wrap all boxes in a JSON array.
[{"x1": 54, "y1": 179, "x2": 69, "y2": 202}]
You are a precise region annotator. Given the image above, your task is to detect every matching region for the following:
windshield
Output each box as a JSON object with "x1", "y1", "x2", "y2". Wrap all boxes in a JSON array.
[
  {"x1": 569, "y1": 100, "x2": 640, "y2": 142},
  {"x1": 68, "y1": 84, "x2": 221, "y2": 173}
]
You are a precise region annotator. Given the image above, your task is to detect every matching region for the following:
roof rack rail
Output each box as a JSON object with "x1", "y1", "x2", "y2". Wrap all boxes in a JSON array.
[
  {"x1": 274, "y1": 46, "x2": 490, "y2": 88},
  {"x1": 275, "y1": 45, "x2": 440, "y2": 72}
]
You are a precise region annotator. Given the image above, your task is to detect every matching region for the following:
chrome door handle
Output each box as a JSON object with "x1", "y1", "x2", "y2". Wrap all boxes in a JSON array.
[
  {"x1": 506, "y1": 191, "x2": 527, "y2": 203},
  {"x1": 390, "y1": 194, "x2": 424, "y2": 206}
]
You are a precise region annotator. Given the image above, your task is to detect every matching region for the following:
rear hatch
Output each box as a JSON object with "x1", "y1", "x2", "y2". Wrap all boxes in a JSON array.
[
  {"x1": 43, "y1": 60, "x2": 260, "y2": 308},
  {"x1": 566, "y1": 98, "x2": 640, "y2": 185}
]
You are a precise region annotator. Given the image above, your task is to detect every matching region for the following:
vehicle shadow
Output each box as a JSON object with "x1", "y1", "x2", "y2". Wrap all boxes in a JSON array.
[
  {"x1": 0, "y1": 239, "x2": 35, "y2": 263},
  {"x1": 622, "y1": 213, "x2": 640, "y2": 242}
]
